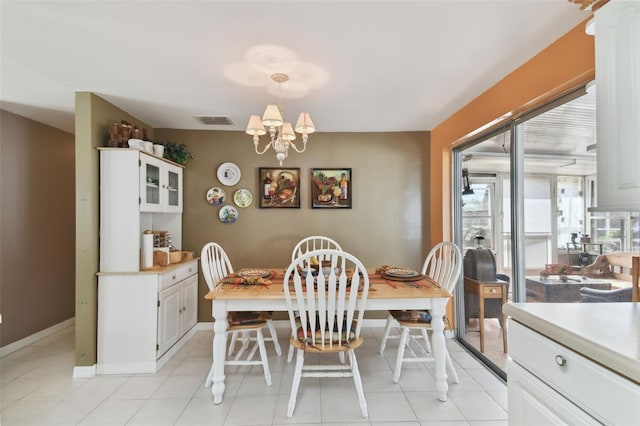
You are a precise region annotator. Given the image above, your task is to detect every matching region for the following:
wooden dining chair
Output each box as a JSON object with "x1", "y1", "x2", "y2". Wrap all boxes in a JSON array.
[
  {"x1": 287, "y1": 236, "x2": 343, "y2": 362},
  {"x1": 284, "y1": 249, "x2": 370, "y2": 418},
  {"x1": 201, "y1": 242, "x2": 277, "y2": 388},
  {"x1": 378, "y1": 241, "x2": 463, "y2": 384}
]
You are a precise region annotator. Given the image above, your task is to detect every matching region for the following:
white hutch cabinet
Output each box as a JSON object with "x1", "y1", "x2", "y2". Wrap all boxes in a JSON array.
[{"x1": 97, "y1": 148, "x2": 197, "y2": 374}]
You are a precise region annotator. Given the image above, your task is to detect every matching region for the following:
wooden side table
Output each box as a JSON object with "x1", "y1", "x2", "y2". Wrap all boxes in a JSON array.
[{"x1": 464, "y1": 277, "x2": 508, "y2": 353}]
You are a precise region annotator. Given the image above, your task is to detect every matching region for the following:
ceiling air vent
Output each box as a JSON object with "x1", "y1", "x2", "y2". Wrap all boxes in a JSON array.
[{"x1": 193, "y1": 115, "x2": 235, "y2": 126}]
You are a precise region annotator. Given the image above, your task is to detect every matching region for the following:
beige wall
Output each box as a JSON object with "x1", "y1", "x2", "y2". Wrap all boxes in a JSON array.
[
  {"x1": 75, "y1": 93, "x2": 153, "y2": 366},
  {"x1": 154, "y1": 129, "x2": 431, "y2": 322},
  {"x1": 0, "y1": 110, "x2": 75, "y2": 346}
]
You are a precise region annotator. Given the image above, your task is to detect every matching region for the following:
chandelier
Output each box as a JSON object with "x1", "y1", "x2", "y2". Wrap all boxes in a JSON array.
[{"x1": 245, "y1": 73, "x2": 315, "y2": 166}]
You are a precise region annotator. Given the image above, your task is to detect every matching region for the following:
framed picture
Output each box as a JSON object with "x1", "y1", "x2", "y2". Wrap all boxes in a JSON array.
[
  {"x1": 311, "y1": 168, "x2": 352, "y2": 209},
  {"x1": 258, "y1": 167, "x2": 300, "y2": 208}
]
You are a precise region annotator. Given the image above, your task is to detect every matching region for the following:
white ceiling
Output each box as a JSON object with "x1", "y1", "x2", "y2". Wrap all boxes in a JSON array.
[{"x1": 0, "y1": 1, "x2": 591, "y2": 135}]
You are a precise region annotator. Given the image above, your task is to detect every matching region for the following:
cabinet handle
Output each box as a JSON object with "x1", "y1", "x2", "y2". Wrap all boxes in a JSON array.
[
  {"x1": 189, "y1": 268, "x2": 192, "y2": 273},
  {"x1": 555, "y1": 354, "x2": 567, "y2": 366}
]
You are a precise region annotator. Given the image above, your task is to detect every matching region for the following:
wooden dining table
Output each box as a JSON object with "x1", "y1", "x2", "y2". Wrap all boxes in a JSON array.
[{"x1": 204, "y1": 268, "x2": 452, "y2": 404}]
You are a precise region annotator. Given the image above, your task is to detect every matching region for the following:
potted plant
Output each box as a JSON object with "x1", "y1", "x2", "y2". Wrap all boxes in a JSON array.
[{"x1": 160, "y1": 141, "x2": 193, "y2": 165}]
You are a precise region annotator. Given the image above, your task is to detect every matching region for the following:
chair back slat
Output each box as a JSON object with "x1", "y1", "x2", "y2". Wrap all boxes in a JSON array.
[
  {"x1": 201, "y1": 242, "x2": 234, "y2": 291},
  {"x1": 284, "y1": 249, "x2": 369, "y2": 349},
  {"x1": 422, "y1": 242, "x2": 462, "y2": 293},
  {"x1": 291, "y1": 236, "x2": 342, "y2": 262}
]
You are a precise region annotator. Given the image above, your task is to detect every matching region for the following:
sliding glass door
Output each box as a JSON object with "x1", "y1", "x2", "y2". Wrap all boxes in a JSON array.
[{"x1": 453, "y1": 86, "x2": 597, "y2": 376}]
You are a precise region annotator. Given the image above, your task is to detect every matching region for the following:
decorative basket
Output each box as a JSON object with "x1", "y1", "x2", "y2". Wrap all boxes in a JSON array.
[{"x1": 169, "y1": 250, "x2": 182, "y2": 264}]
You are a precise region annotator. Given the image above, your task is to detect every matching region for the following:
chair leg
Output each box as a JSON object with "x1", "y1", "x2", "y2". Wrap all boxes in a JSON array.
[
  {"x1": 339, "y1": 352, "x2": 346, "y2": 364},
  {"x1": 266, "y1": 319, "x2": 282, "y2": 356},
  {"x1": 348, "y1": 349, "x2": 368, "y2": 418},
  {"x1": 287, "y1": 342, "x2": 295, "y2": 363},
  {"x1": 379, "y1": 313, "x2": 394, "y2": 354},
  {"x1": 227, "y1": 331, "x2": 239, "y2": 356},
  {"x1": 445, "y1": 350, "x2": 459, "y2": 384},
  {"x1": 420, "y1": 328, "x2": 432, "y2": 353},
  {"x1": 393, "y1": 326, "x2": 410, "y2": 383},
  {"x1": 256, "y1": 328, "x2": 272, "y2": 387},
  {"x1": 287, "y1": 349, "x2": 304, "y2": 417}
]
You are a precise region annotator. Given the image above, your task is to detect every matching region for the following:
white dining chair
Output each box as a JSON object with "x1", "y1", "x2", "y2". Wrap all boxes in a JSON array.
[
  {"x1": 284, "y1": 249, "x2": 370, "y2": 418},
  {"x1": 201, "y1": 242, "x2": 277, "y2": 388},
  {"x1": 291, "y1": 235, "x2": 342, "y2": 262},
  {"x1": 287, "y1": 236, "x2": 343, "y2": 362},
  {"x1": 378, "y1": 241, "x2": 462, "y2": 384}
]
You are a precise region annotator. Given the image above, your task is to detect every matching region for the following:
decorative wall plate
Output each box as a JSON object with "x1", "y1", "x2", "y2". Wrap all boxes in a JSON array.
[
  {"x1": 206, "y1": 186, "x2": 226, "y2": 206},
  {"x1": 217, "y1": 162, "x2": 241, "y2": 186},
  {"x1": 219, "y1": 205, "x2": 238, "y2": 224},
  {"x1": 233, "y1": 188, "x2": 253, "y2": 208}
]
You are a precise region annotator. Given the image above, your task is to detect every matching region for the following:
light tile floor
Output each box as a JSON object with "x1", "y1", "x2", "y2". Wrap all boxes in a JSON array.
[{"x1": 0, "y1": 324, "x2": 507, "y2": 425}]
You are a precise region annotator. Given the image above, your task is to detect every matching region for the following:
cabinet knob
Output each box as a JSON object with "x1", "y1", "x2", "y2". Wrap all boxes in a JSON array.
[
  {"x1": 490, "y1": 288, "x2": 497, "y2": 294},
  {"x1": 172, "y1": 275, "x2": 177, "y2": 280},
  {"x1": 189, "y1": 268, "x2": 192, "y2": 273},
  {"x1": 555, "y1": 354, "x2": 567, "y2": 366}
]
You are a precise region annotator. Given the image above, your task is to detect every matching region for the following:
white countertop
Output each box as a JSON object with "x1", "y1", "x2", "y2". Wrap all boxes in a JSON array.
[{"x1": 503, "y1": 302, "x2": 640, "y2": 384}]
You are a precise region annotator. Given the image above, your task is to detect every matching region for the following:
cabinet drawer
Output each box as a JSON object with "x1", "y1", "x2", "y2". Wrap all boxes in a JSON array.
[
  {"x1": 160, "y1": 261, "x2": 197, "y2": 291},
  {"x1": 509, "y1": 320, "x2": 640, "y2": 425},
  {"x1": 482, "y1": 285, "x2": 502, "y2": 297}
]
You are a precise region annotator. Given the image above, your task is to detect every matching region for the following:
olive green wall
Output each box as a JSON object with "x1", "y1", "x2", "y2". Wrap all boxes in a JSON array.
[
  {"x1": 75, "y1": 93, "x2": 153, "y2": 366},
  {"x1": 154, "y1": 129, "x2": 431, "y2": 322},
  {"x1": 0, "y1": 110, "x2": 75, "y2": 347}
]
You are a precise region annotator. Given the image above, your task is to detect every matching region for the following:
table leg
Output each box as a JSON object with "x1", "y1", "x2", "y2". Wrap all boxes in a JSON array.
[
  {"x1": 479, "y1": 290, "x2": 485, "y2": 353},
  {"x1": 212, "y1": 300, "x2": 229, "y2": 404},
  {"x1": 430, "y1": 299, "x2": 448, "y2": 402}
]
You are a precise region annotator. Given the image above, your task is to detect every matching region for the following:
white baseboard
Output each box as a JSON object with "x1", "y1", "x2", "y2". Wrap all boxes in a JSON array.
[
  {"x1": 0, "y1": 317, "x2": 75, "y2": 358},
  {"x1": 73, "y1": 364, "x2": 97, "y2": 378}
]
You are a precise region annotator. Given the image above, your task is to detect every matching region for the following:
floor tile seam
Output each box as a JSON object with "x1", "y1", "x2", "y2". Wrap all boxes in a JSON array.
[
  {"x1": 25, "y1": 397, "x2": 104, "y2": 425},
  {"x1": 73, "y1": 396, "x2": 143, "y2": 426},
  {"x1": 444, "y1": 390, "x2": 508, "y2": 422},
  {"x1": 363, "y1": 389, "x2": 418, "y2": 423},
  {"x1": 86, "y1": 375, "x2": 153, "y2": 403},
  {"x1": 126, "y1": 397, "x2": 192, "y2": 426},
  {"x1": 1, "y1": 374, "x2": 60, "y2": 401}
]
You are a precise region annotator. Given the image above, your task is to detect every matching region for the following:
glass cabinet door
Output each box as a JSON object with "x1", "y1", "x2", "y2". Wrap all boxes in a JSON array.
[
  {"x1": 140, "y1": 156, "x2": 164, "y2": 212},
  {"x1": 165, "y1": 164, "x2": 183, "y2": 213}
]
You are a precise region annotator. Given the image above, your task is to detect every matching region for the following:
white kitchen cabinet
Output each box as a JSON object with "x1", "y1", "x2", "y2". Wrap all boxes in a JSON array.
[
  {"x1": 507, "y1": 318, "x2": 640, "y2": 425},
  {"x1": 99, "y1": 148, "x2": 183, "y2": 272},
  {"x1": 593, "y1": 0, "x2": 640, "y2": 211},
  {"x1": 508, "y1": 359, "x2": 598, "y2": 425},
  {"x1": 140, "y1": 154, "x2": 183, "y2": 213},
  {"x1": 157, "y1": 273, "x2": 198, "y2": 356},
  {"x1": 97, "y1": 260, "x2": 198, "y2": 374}
]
